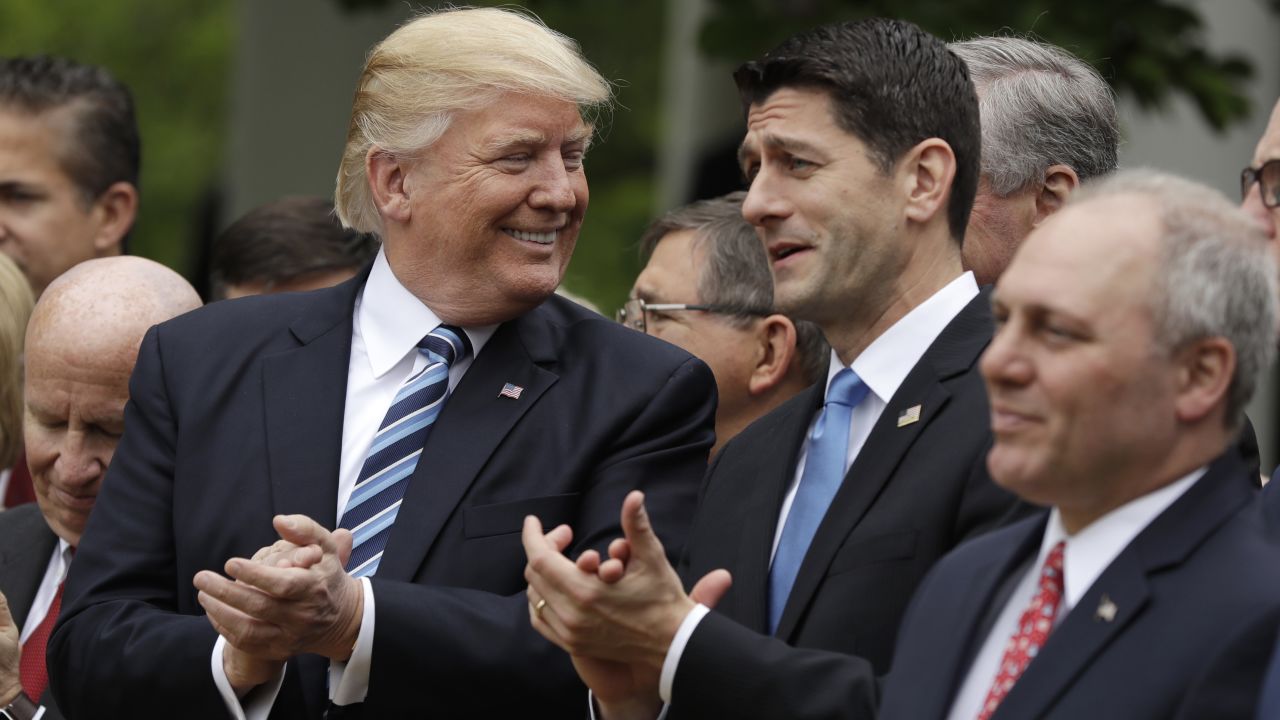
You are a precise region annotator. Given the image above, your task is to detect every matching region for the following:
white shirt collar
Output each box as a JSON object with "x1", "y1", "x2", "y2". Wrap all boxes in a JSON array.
[
  {"x1": 1038, "y1": 466, "x2": 1206, "y2": 611},
  {"x1": 356, "y1": 248, "x2": 497, "y2": 378},
  {"x1": 824, "y1": 271, "x2": 980, "y2": 402}
]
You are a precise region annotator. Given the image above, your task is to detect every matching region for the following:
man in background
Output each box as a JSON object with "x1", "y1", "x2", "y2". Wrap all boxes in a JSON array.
[
  {"x1": 949, "y1": 36, "x2": 1119, "y2": 286},
  {"x1": 0, "y1": 257, "x2": 200, "y2": 720},
  {"x1": 211, "y1": 195, "x2": 379, "y2": 300},
  {"x1": 623, "y1": 192, "x2": 827, "y2": 455}
]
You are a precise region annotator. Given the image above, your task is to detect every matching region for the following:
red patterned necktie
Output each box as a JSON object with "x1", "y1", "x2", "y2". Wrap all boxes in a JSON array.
[
  {"x1": 977, "y1": 540, "x2": 1066, "y2": 720},
  {"x1": 19, "y1": 580, "x2": 64, "y2": 702}
]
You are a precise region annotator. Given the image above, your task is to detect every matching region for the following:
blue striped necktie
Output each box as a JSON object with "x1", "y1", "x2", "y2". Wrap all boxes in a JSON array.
[
  {"x1": 339, "y1": 325, "x2": 471, "y2": 577},
  {"x1": 768, "y1": 368, "x2": 869, "y2": 634}
]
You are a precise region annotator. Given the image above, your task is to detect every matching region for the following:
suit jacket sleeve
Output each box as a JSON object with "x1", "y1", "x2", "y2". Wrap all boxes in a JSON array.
[
  {"x1": 669, "y1": 612, "x2": 877, "y2": 720},
  {"x1": 362, "y1": 354, "x2": 715, "y2": 716},
  {"x1": 48, "y1": 327, "x2": 230, "y2": 720}
]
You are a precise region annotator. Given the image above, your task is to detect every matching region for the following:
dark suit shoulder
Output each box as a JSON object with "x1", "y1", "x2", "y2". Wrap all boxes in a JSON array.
[
  {"x1": 0, "y1": 502, "x2": 51, "y2": 541},
  {"x1": 522, "y1": 294, "x2": 709, "y2": 376}
]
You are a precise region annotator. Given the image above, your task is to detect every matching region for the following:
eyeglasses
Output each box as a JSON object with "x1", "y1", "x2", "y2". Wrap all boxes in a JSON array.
[
  {"x1": 615, "y1": 298, "x2": 772, "y2": 333},
  {"x1": 1241, "y1": 158, "x2": 1280, "y2": 209}
]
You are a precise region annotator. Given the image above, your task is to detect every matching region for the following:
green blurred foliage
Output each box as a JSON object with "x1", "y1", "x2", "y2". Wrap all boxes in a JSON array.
[
  {"x1": 700, "y1": 0, "x2": 1260, "y2": 131},
  {"x1": 0, "y1": 0, "x2": 231, "y2": 276}
]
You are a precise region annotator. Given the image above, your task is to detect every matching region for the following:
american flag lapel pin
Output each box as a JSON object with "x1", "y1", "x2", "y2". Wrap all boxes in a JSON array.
[
  {"x1": 897, "y1": 404, "x2": 922, "y2": 427},
  {"x1": 499, "y1": 382, "x2": 524, "y2": 400},
  {"x1": 1095, "y1": 594, "x2": 1118, "y2": 623}
]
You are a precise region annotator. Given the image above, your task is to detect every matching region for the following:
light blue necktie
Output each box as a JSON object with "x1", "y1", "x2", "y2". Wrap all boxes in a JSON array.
[
  {"x1": 768, "y1": 368, "x2": 869, "y2": 634},
  {"x1": 339, "y1": 325, "x2": 470, "y2": 577}
]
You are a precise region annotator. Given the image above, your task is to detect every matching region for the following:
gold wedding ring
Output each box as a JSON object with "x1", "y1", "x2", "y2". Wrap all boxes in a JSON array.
[{"x1": 534, "y1": 598, "x2": 548, "y2": 617}]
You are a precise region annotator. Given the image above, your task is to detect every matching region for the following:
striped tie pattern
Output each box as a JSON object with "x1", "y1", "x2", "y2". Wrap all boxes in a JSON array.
[{"x1": 340, "y1": 325, "x2": 470, "y2": 577}]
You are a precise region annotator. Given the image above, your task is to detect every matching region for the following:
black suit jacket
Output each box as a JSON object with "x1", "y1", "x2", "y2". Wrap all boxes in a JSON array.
[
  {"x1": 880, "y1": 450, "x2": 1280, "y2": 720},
  {"x1": 48, "y1": 275, "x2": 716, "y2": 719},
  {"x1": 668, "y1": 289, "x2": 1025, "y2": 719},
  {"x1": 0, "y1": 503, "x2": 62, "y2": 720}
]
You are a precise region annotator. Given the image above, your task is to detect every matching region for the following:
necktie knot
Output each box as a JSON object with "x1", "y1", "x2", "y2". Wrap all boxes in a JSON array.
[
  {"x1": 418, "y1": 324, "x2": 471, "y2": 367},
  {"x1": 1038, "y1": 541, "x2": 1066, "y2": 596},
  {"x1": 825, "y1": 368, "x2": 869, "y2": 409}
]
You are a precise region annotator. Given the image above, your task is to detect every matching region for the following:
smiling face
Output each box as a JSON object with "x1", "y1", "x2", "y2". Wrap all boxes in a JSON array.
[
  {"x1": 981, "y1": 195, "x2": 1180, "y2": 530},
  {"x1": 24, "y1": 333, "x2": 130, "y2": 547},
  {"x1": 738, "y1": 87, "x2": 904, "y2": 331},
  {"x1": 382, "y1": 93, "x2": 590, "y2": 325}
]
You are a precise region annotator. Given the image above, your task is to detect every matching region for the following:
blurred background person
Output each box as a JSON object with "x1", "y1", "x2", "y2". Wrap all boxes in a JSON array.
[
  {"x1": 621, "y1": 192, "x2": 828, "y2": 455},
  {"x1": 210, "y1": 195, "x2": 378, "y2": 300},
  {"x1": 0, "y1": 56, "x2": 139, "y2": 297},
  {"x1": 949, "y1": 36, "x2": 1119, "y2": 286},
  {"x1": 0, "y1": 253, "x2": 33, "y2": 509},
  {"x1": 0, "y1": 256, "x2": 200, "y2": 720}
]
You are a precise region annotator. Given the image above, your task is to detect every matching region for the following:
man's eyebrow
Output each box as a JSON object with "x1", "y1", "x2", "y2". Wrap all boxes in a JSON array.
[
  {"x1": 482, "y1": 126, "x2": 594, "y2": 155},
  {"x1": 737, "y1": 133, "x2": 824, "y2": 168}
]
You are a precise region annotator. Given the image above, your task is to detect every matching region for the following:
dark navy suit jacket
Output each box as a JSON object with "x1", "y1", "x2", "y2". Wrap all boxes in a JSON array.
[
  {"x1": 880, "y1": 450, "x2": 1280, "y2": 720},
  {"x1": 47, "y1": 273, "x2": 716, "y2": 719},
  {"x1": 0, "y1": 503, "x2": 63, "y2": 720},
  {"x1": 666, "y1": 289, "x2": 1026, "y2": 719}
]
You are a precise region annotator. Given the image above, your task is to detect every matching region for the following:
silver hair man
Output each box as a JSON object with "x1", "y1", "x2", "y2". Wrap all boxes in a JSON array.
[
  {"x1": 950, "y1": 36, "x2": 1120, "y2": 285},
  {"x1": 1074, "y1": 169, "x2": 1277, "y2": 428}
]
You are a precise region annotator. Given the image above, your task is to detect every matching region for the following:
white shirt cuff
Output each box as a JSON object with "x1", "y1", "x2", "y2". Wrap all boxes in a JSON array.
[
  {"x1": 211, "y1": 635, "x2": 286, "y2": 720},
  {"x1": 587, "y1": 690, "x2": 671, "y2": 720},
  {"x1": 329, "y1": 577, "x2": 376, "y2": 706},
  {"x1": 659, "y1": 603, "x2": 709, "y2": 703}
]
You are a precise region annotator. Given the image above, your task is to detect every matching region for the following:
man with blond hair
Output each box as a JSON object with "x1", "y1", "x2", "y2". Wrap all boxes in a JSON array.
[
  {"x1": 0, "y1": 257, "x2": 200, "y2": 720},
  {"x1": 50, "y1": 7, "x2": 714, "y2": 720}
]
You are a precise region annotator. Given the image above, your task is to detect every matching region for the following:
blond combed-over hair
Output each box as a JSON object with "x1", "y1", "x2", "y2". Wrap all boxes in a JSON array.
[
  {"x1": 334, "y1": 6, "x2": 613, "y2": 234},
  {"x1": 0, "y1": 253, "x2": 34, "y2": 469}
]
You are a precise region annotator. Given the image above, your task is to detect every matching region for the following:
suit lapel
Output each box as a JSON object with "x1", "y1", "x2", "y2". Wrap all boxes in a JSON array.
[
  {"x1": 732, "y1": 385, "x2": 823, "y2": 632},
  {"x1": 377, "y1": 310, "x2": 558, "y2": 581},
  {"x1": 776, "y1": 290, "x2": 993, "y2": 639},
  {"x1": 919, "y1": 519, "x2": 1046, "y2": 719},
  {"x1": 993, "y1": 451, "x2": 1253, "y2": 719},
  {"x1": 261, "y1": 277, "x2": 364, "y2": 530},
  {"x1": 0, "y1": 506, "x2": 59, "y2": 628}
]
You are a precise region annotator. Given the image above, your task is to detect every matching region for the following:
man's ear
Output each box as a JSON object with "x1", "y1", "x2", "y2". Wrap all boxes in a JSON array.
[
  {"x1": 902, "y1": 138, "x2": 957, "y2": 227},
  {"x1": 1031, "y1": 164, "x2": 1079, "y2": 227},
  {"x1": 90, "y1": 181, "x2": 138, "y2": 255},
  {"x1": 748, "y1": 315, "x2": 798, "y2": 396},
  {"x1": 1173, "y1": 336, "x2": 1235, "y2": 425},
  {"x1": 367, "y1": 148, "x2": 413, "y2": 224}
]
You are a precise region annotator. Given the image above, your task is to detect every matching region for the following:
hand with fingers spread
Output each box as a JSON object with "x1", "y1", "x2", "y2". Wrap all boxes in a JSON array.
[
  {"x1": 194, "y1": 514, "x2": 364, "y2": 692},
  {"x1": 0, "y1": 593, "x2": 21, "y2": 706},
  {"x1": 522, "y1": 490, "x2": 732, "y2": 719}
]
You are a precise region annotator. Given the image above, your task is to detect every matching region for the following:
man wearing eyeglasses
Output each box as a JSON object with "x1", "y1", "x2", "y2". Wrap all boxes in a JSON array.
[
  {"x1": 1242, "y1": 98, "x2": 1280, "y2": 244},
  {"x1": 619, "y1": 193, "x2": 828, "y2": 456}
]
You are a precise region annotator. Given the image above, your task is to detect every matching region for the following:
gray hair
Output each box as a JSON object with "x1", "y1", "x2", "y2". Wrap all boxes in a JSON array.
[
  {"x1": 335, "y1": 6, "x2": 612, "y2": 234},
  {"x1": 950, "y1": 36, "x2": 1119, "y2": 196},
  {"x1": 1075, "y1": 169, "x2": 1278, "y2": 428},
  {"x1": 640, "y1": 192, "x2": 829, "y2": 385},
  {"x1": 0, "y1": 253, "x2": 33, "y2": 468}
]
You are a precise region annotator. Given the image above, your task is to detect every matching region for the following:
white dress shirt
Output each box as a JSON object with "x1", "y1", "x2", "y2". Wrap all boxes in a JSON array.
[
  {"x1": 945, "y1": 467, "x2": 1205, "y2": 720},
  {"x1": 213, "y1": 249, "x2": 495, "y2": 719},
  {"x1": 654, "y1": 272, "x2": 981, "y2": 706}
]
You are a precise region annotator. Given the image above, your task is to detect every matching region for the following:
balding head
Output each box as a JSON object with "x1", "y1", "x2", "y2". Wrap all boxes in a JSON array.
[{"x1": 24, "y1": 256, "x2": 199, "y2": 546}]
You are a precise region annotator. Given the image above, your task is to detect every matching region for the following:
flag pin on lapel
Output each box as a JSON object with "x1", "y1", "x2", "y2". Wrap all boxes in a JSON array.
[
  {"x1": 1095, "y1": 594, "x2": 1117, "y2": 622},
  {"x1": 897, "y1": 404, "x2": 922, "y2": 427},
  {"x1": 499, "y1": 382, "x2": 524, "y2": 400}
]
